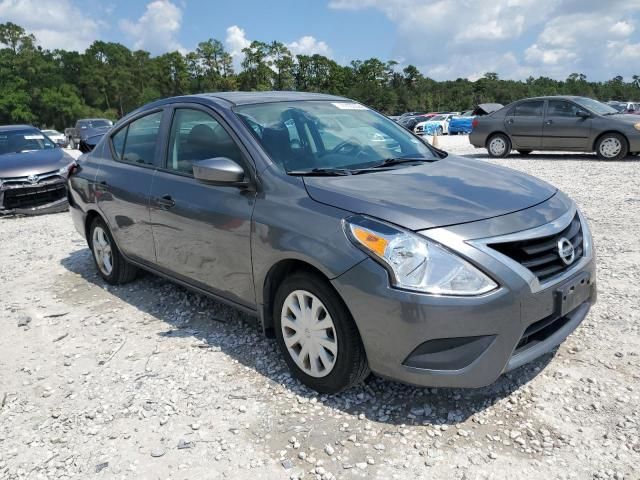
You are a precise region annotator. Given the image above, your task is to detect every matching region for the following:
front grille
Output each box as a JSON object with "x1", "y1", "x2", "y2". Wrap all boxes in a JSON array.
[
  {"x1": 489, "y1": 213, "x2": 583, "y2": 282},
  {"x1": 2, "y1": 182, "x2": 66, "y2": 210}
]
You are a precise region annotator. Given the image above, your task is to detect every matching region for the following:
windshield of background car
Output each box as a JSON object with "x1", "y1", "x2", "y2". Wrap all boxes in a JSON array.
[
  {"x1": 430, "y1": 115, "x2": 446, "y2": 121},
  {"x1": 235, "y1": 101, "x2": 436, "y2": 172},
  {"x1": 0, "y1": 129, "x2": 56, "y2": 156},
  {"x1": 575, "y1": 98, "x2": 619, "y2": 115},
  {"x1": 80, "y1": 120, "x2": 112, "y2": 129}
]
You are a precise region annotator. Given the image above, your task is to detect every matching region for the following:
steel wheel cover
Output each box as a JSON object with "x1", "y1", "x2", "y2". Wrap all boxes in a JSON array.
[
  {"x1": 280, "y1": 290, "x2": 338, "y2": 378},
  {"x1": 490, "y1": 137, "x2": 506, "y2": 156},
  {"x1": 92, "y1": 226, "x2": 113, "y2": 276},
  {"x1": 600, "y1": 137, "x2": 621, "y2": 158}
]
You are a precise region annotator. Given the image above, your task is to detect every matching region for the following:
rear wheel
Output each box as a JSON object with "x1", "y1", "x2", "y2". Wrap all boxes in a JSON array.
[
  {"x1": 596, "y1": 133, "x2": 628, "y2": 160},
  {"x1": 274, "y1": 272, "x2": 369, "y2": 393},
  {"x1": 517, "y1": 149, "x2": 532, "y2": 155},
  {"x1": 487, "y1": 133, "x2": 511, "y2": 158},
  {"x1": 89, "y1": 217, "x2": 137, "y2": 284}
]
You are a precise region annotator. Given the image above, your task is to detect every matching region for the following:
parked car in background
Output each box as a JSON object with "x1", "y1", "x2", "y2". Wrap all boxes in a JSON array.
[
  {"x1": 398, "y1": 111, "x2": 425, "y2": 119},
  {"x1": 470, "y1": 96, "x2": 640, "y2": 160},
  {"x1": 398, "y1": 114, "x2": 437, "y2": 132},
  {"x1": 606, "y1": 101, "x2": 640, "y2": 114},
  {"x1": 65, "y1": 118, "x2": 113, "y2": 149},
  {"x1": 0, "y1": 125, "x2": 75, "y2": 215},
  {"x1": 448, "y1": 111, "x2": 475, "y2": 135},
  {"x1": 414, "y1": 113, "x2": 457, "y2": 136},
  {"x1": 449, "y1": 104, "x2": 504, "y2": 135},
  {"x1": 41, "y1": 129, "x2": 68, "y2": 148},
  {"x1": 68, "y1": 91, "x2": 596, "y2": 394}
]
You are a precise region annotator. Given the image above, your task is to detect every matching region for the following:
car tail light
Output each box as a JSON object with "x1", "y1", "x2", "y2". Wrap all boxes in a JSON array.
[{"x1": 472, "y1": 118, "x2": 479, "y2": 129}]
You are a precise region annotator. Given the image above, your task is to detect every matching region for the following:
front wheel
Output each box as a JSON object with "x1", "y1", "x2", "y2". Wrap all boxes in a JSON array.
[
  {"x1": 89, "y1": 217, "x2": 138, "y2": 284},
  {"x1": 436, "y1": 126, "x2": 443, "y2": 136},
  {"x1": 596, "y1": 133, "x2": 628, "y2": 160},
  {"x1": 274, "y1": 272, "x2": 369, "y2": 394},
  {"x1": 487, "y1": 133, "x2": 511, "y2": 158}
]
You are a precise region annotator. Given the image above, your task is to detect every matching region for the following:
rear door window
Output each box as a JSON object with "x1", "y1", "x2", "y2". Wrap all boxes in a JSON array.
[{"x1": 514, "y1": 101, "x2": 544, "y2": 117}]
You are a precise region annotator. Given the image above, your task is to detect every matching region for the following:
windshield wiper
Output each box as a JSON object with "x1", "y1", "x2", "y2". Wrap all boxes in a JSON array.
[
  {"x1": 288, "y1": 167, "x2": 354, "y2": 176},
  {"x1": 370, "y1": 157, "x2": 438, "y2": 169}
]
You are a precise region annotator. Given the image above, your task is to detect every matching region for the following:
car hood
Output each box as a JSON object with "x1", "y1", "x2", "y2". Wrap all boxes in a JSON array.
[
  {"x1": 303, "y1": 155, "x2": 558, "y2": 230},
  {"x1": 0, "y1": 148, "x2": 73, "y2": 178},
  {"x1": 603, "y1": 113, "x2": 640, "y2": 125}
]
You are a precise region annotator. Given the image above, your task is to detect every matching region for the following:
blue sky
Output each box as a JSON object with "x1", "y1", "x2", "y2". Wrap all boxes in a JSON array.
[{"x1": 1, "y1": 0, "x2": 640, "y2": 81}]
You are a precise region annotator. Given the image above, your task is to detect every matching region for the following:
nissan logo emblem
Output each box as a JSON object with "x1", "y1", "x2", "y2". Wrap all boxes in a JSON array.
[{"x1": 557, "y1": 237, "x2": 575, "y2": 265}]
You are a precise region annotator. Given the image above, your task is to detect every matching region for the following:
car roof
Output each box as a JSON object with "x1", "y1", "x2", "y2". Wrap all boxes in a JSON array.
[
  {"x1": 193, "y1": 91, "x2": 347, "y2": 106},
  {"x1": 0, "y1": 124, "x2": 35, "y2": 131},
  {"x1": 515, "y1": 95, "x2": 591, "y2": 102},
  {"x1": 136, "y1": 91, "x2": 350, "y2": 114}
]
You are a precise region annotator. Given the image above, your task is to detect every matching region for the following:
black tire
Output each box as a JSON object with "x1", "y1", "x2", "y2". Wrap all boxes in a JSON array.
[
  {"x1": 273, "y1": 272, "x2": 369, "y2": 394},
  {"x1": 486, "y1": 133, "x2": 511, "y2": 158},
  {"x1": 436, "y1": 126, "x2": 443, "y2": 136},
  {"x1": 89, "y1": 217, "x2": 137, "y2": 285},
  {"x1": 517, "y1": 149, "x2": 532, "y2": 155},
  {"x1": 595, "y1": 133, "x2": 629, "y2": 160},
  {"x1": 69, "y1": 138, "x2": 76, "y2": 149}
]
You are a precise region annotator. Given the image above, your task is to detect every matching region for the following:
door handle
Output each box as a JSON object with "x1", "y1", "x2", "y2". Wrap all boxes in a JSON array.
[
  {"x1": 157, "y1": 194, "x2": 176, "y2": 209},
  {"x1": 506, "y1": 119, "x2": 514, "y2": 124},
  {"x1": 545, "y1": 120, "x2": 553, "y2": 125}
]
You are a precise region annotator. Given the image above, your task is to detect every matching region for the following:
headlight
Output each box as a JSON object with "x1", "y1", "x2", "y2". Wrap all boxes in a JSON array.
[
  {"x1": 344, "y1": 215, "x2": 497, "y2": 296},
  {"x1": 634, "y1": 122, "x2": 640, "y2": 131}
]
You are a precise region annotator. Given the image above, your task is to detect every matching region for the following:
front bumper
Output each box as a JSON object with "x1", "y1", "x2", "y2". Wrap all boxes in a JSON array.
[
  {"x1": 331, "y1": 206, "x2": 596, "y2": 388},
  {"x1": 0, "y1": 180, "x2": 68, "y2": 216}
]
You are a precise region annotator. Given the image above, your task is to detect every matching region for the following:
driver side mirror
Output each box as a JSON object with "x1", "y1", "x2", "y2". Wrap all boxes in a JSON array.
[
  {"x1": 576, "y1": 110, "x2": 590, "y2": 118},
  {"x1": 193, "y1": 157, "x2": 246, "y2": 186}
]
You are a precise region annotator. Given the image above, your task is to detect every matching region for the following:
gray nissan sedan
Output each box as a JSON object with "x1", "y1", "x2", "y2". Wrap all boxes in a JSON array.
[
  {"x1": 470, "y1": 95, "x2": 640, "y2": 160},
  {"x1": 67, "y1": 92, "x2": 596, "y2": 393}
]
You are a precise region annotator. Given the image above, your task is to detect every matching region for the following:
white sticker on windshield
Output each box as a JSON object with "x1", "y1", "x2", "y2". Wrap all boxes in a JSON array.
[
  {"x1": 24, "y1": 135, "x2": 44, "y2": 140},
  {"x1": 332, "y1": 102, "x2": 368, "y2": 110}
]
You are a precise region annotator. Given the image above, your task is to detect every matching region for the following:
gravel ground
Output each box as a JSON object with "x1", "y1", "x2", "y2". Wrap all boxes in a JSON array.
[{"x1": 1, "y1": 137, "x2": 639, "y2": 480}]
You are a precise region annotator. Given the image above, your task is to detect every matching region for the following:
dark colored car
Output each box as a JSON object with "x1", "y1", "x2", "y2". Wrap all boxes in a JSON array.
[
  {"x1": 0, "y1": 125, "x2": 75, "y2": 215},
  {"x1": 470, "y1": 96, "x2": 640, "y2": 160},
  {"x1": 68, "y1": 92, "x2": 596, "y2": 393},
  {"x1": 398, "y1": 114, "x2": 437, "y2": 131},
  {"x1": 65, "y1": 118, "x2": 113, "y2": 150}
]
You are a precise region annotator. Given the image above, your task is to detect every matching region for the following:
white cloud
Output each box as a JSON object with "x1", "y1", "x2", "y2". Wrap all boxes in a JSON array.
[
  {"x1": 0, "y1": 0, "x2": 101, "y2": 51},
  {"x1": 119, "y1": 0, "x2": 184, "y2": 54},
  {"x1": 609, "y1": 20, "x2": 634, "y2": 36},
  {"x1": 224, "y1": 25, "x2": 251, "y2": 69},
  {"x1": 286, "y1": 36, "x2": 331, "y2": 56},
  {"x1": 224, "y1": 25, "x2": 332, "y2": 70},
  {"x1": 329, "y1": 0, "x2": 640, "y2": 80}
]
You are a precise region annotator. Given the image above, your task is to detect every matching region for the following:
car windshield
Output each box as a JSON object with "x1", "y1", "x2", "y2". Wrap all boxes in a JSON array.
[
  {"x1": 574, "y1": 98, "x2": 619, "y2": 115},
  {"x1": 81, "y1": 120, "x2": 112, "y2": 129},
  {"x1": 42, "y1": 130, "x2": 60, "y2": 136},
  {"x1": 0, "y1": 129, "x2": 56, "y2": 156},
  {"x1": 235, "y1": 101, "x2": 437, "y2": 172},
  {"x1": 430, "y1": 115, "x2": 446, "y2": 121}
]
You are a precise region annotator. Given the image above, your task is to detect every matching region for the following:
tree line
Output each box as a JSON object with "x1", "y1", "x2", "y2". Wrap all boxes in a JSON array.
[{"x1": 1, "y1": 22, "x2": 639, "y2": 130}]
